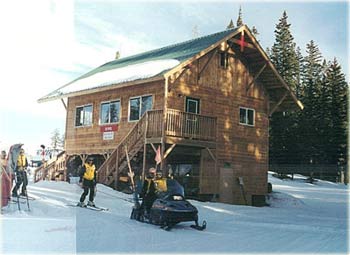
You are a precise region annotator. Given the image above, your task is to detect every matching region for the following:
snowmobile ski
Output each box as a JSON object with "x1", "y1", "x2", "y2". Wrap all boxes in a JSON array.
[{"x1": 190, "y1": 220, "x2": 207, "y2": 231}]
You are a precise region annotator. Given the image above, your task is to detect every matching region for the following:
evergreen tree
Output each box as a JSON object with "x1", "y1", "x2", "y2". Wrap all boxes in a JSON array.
[
  {"x1": 251, "y1": 26, "x2": 259, "y2": 37},
  {"x1": 299, "y1": 40, "x2": 324, "y2": 164},
  {"x1": 269, "y1": 11, "x2": 300, "y2": 164},
  {"x1": 295, "y1": 46, "x2": 304, "y2": 98},
  {"x1": 321, "y1": 59, "x2": 348, "y2": 165},
  {"x1": 236, "y1": 6, "x2": 243, "y2": 27},
  {"x1": 270, "y1": 11, "x2": 298, "y2": 91},
  {"x1": 51, "y1": 128, "x2": 63, "y2": 155},
  {"x1": 227, "y1": 19, "x2": 234, "y2": 29},
  {"x1": 192, "y1": 25, "x2": 200, "y2": 38}
]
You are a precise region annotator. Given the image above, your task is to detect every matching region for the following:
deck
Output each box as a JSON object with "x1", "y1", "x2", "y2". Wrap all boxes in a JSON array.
[{"x1": 145, "y1": 109, "x2": 217, "y2": 148}]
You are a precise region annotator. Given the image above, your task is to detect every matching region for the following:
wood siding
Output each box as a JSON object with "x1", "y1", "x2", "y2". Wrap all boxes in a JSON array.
[
  {"x1": 64, "y1": 40, "x2": 270, "y2": 205},
  {"x1": 65, "y1": 80, "x2": 165, "y2": 155},
  {"x1": 167, "y1": 42, "x2": 269, "y2": 204}
]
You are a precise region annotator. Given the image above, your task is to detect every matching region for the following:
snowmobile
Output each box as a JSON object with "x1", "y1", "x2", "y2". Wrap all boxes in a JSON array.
[{"x1": 130, "y1": 179, "x2": 206, "y2": 231}]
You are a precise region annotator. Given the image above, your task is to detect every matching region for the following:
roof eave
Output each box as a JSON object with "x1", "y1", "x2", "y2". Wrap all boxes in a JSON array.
[
  {"x1": 242, "y1": 26, "x2": 304, "y2": 111},
  {"x1": 37, "y1": 75, "x2": 165, "y2": 103}
]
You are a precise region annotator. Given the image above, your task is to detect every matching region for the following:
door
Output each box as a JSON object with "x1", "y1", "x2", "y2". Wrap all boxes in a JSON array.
[{"x1": 185, "y1": 97, "x2": 200, "y2": 138}]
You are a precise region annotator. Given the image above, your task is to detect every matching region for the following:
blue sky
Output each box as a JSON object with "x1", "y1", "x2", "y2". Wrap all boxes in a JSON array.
[{"x1": 0, "y1": 0, "x2": 348, "y2": 155}]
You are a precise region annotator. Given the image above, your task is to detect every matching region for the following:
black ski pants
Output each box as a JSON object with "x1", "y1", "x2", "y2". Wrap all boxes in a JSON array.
[
  {"x1": 80, "y1": 179, "x2": 95, "y2": 203},
  {"x1": 12, "y1": 171, "x2": 28, "y2": 195}
]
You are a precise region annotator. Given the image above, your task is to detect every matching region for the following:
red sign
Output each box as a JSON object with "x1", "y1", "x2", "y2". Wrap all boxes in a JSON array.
[{"x1": 100, "y1": 124, "x2": 118, "y2": 132}]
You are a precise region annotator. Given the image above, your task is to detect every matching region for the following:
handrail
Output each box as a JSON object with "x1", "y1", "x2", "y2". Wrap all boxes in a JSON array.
[
  {"x1": 97, "y1": 108, "x2": 217, "y2": 185},
  {"x1": 33, "y1": 152, "x2": 66, "y2": 183},
  {"x1": 98, "y1": 111, "x2": 148, "y2": 183}
]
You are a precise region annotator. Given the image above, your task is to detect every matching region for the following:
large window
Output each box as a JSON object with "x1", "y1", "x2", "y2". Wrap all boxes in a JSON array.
[
  {"x1": 100, "y1": 100, "x2": 121, "y2": 124},
  {"x1": 129, "y1": 95, "x2": 153, "y2": 121},
  {"x1": 75, "y1": 104, "x2": 93, "y2": 127},
  {"x1": 239, "y1": 107, "x2": 255, "y2": 126}
]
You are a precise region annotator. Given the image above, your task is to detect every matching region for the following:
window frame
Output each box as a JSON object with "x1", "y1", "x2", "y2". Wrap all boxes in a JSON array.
[
  {"x1": 185, "y1": 97, "x2": 200, "y2": 114},
  {"x1": 75, "y1": 104, "x2": 93, "y2": 127},
  {"x1": 239, "y1": 106, "x2": 255, "y2": 127},
  {"x1": 219, "y1": 51, "x2": 229, "y2": 69},
  {"x1": 128, "y1": 94, "x2": 153, "y2": 122},
  {"x1": 99, "y1": 99, "x2": 121, "y2": 125}
]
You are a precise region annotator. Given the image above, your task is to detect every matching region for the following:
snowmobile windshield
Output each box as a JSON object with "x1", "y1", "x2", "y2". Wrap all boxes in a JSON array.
[{"x1": 156, "y1": 179, "x2": 185, "y2": 198}]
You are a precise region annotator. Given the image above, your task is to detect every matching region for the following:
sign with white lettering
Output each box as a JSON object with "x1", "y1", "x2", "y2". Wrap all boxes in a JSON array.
[{"x1": 100, "y1": 124, "x2": 118, "y2": 132}]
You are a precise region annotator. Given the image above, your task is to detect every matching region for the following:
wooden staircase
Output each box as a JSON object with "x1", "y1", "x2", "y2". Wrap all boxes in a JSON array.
[
  {"x1": 97, "y1": 111, "x2": 149, "y2": 187},
  {"x1": 33, "y1": 151, "x2": 67, "y2": 183}
]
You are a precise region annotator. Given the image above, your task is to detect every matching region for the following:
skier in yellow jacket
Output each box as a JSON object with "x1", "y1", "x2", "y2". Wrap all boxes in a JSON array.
[
  {"x1": 77, "y1": 157, "x2": 97, "y2": 207},
  {"x1": 12, "y1": 148, "x2": 28, "y2": 197}
]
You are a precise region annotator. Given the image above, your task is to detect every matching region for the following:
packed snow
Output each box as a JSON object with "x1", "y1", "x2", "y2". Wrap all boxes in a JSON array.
[{"x1": 1, "y1": 171, "x2": 348, "y2": 254}]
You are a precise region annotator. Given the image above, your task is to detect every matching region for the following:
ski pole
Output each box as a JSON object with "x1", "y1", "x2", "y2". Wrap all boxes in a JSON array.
[
  {"x1": 23, "y1": 169, "x2": 30, "y2": 211},
  {"x1": 124, "y1": 146, "x2": 139, "y2": 208}
]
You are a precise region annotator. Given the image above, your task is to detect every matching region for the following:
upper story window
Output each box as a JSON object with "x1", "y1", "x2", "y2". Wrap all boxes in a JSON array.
[
  {"x1": 239, "y1": 107, "x2": 255, "y2": 126},
  {"x1": 75, "y1": 104, "x2": 93, "y2": 127},
  {"x1": 185, "y1": 97, "x2": 200, "y2": 114},
  {"x1": 129, "y1": 95, "x2": 153, "y2": 121},
  {"x1": 100, "y1": 100, "x2": 121, "y2": 124},
  {"x1": 220, "y1": 52, "x2": 228, "y2": 69}
]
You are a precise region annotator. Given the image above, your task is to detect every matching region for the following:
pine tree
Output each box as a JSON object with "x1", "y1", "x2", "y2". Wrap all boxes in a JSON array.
[
  {"x1": 270, "y1": 11, "x2": 298, "y2": 91},
  {"x1": 322, "y1": 59, "x2": 348, "y2": 165},
  {"x1": 251, "y1": 26, "x2": 259, "y2": 37},
  {"x1": 192, "y1": 25, "x2": 199, "y2": 38},
  {"x1": 236, "y1": 6, "x2": 243, "y2": 27},
  {"x1": 269, "y1": 11, "x2": 300, "y2": 164},
  {"x1": 51, "y1": 129, "x2": 63, "y2": 155},
  {"x1": 299, "y1": 40, "x2": 324, "y2": 164},
  {"x1": 295, "y1": 46, "x2": 304, "y2": 98},
  {"x1": 227, "y1": 19, "x2": 234, "y2": 29}
]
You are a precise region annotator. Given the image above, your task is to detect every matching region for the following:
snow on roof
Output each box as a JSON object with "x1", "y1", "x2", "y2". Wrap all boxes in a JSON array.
[
  {"x1": 38, "y1": 28, "x2": 238, "y2": 103},
  {"x1": 44, "y1": 59, "x2": 180, "y2": 101}
]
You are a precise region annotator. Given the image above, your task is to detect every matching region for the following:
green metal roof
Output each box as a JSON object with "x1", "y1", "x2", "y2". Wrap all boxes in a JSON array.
[
  {"x1": 73, "y1": 28, "x2": 238, "y2": 82},
  {"x1": 38, "y1": 28, "x2": 239, "y2": 102}
]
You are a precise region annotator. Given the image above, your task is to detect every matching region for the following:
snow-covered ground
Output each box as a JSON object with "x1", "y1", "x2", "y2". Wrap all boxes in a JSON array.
[{"x1": 1, "y1": 171, "x2": 349, "y2": 254}]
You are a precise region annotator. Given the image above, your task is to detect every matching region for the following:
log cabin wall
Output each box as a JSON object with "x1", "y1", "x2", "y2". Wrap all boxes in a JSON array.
[
  {"x1": 65, "y1": 80, "x2": 165, "y2": 155},
  {"x1": 167, "y1": 41, "x2": 269, "y2": 204}
]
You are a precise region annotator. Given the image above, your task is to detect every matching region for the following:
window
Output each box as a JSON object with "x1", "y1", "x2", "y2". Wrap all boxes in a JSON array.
[
  {"x1": 220, "y1": 52, "x2": 228, "y2": 68},
  {"x1": 239, "y1": 107, "x2": 255, "y2": 126},
  {"x1": 185, "y1": 97, "x2": 200, "y2": 114},
  {"x1": 75, "y1": 104, "x2": 93, "y2": 127},
  {"x1": 100, "y1": 100, "x2": 121, "y2": 124},
  {"x1": 129, "y1": 95, "x2": 153, "y2": 121}
]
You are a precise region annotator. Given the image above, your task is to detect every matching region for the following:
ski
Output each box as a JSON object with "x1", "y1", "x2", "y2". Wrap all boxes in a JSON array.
[
  {"x1": 19, "y1": 195, "x2": 35, "y2": 200},
  {"x1": 9, "y1": 199, "x2": 26, "y2": 204},
  {"x1": 87, "y1": 205, "x2": 109, "y2": 211},
  {"x1": 66, "y1": 204, "x2": 108, "y2": 211}
]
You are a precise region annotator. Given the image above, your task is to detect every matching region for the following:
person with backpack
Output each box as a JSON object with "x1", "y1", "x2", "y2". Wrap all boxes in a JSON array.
[
  {"x1": 77, "y1": 157, "x2": 97, "y2": 207},
  {"x1": 12, "y1": 148, "x2": 28, "y2": 197}
]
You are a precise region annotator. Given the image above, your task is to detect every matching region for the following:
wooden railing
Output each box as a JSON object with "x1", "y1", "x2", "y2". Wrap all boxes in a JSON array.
[
  {"x1": 165, "y1": 109, "x2": 216, "y2": 141},
  {"x1": 33, "y1": 151, "x2": 66, "y2": 183},
  {"x1": 97, "y1": 109, "x2": 217, "y2": 186},
  {"x1": 98, "y1": 111, "x2": 148, "y2": 185}
]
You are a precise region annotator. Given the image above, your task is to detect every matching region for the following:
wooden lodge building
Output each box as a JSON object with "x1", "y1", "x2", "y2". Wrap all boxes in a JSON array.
[{"x1": 38, "y1": 25, "x2": 303, "y2": 205}]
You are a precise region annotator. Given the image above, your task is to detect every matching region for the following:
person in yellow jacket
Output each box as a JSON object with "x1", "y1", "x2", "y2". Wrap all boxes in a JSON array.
[
  {"x1": 154, "y1": 171, "x2": 167, "y2": 193},
  {"x1": 12, "y1": 148, "x2": 28, "y2": 197},
  {"x1": 77, "y1": 157, "x2": 97, "y2": 207}
]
